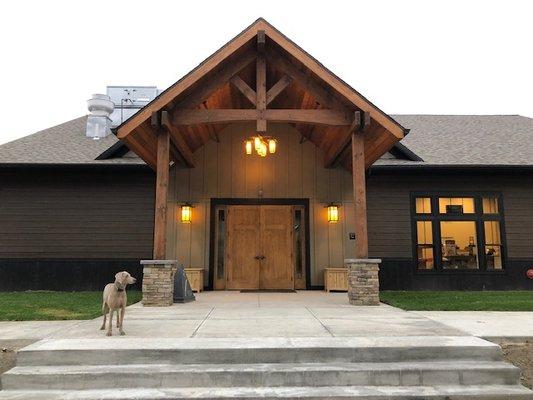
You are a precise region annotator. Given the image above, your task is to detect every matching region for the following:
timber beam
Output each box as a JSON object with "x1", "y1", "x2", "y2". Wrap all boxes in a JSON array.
[
  {"x1": 266, "y1": 75, "x2": 292, "y2": 105},
  {"x1": 172, "y1": 109, "x2": 355, "y2": 127},
  {"x1": 160, "y1": 111, "x2": 195, "y2": 168},
  {"x1": 229, "y1": 75, "x2": 256, "y2": 106},
  {"x1": 324, "y1": 111, "x2": 370, "y2": 168},
  {"x1": 256, "y1": 30, "x2": 267, "y2": 133}
]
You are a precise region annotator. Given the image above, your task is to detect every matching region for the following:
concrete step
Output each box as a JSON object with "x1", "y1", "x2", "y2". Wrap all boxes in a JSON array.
[
  {"x1": 16, "y1": 336, "x2": 503, "y2": 366},
  {"x1": 1, "y1": 361, "x2": 521, "y2": 390},
  {"x1": 0, "y1": 385, "x2": 532, "y2": 399}
]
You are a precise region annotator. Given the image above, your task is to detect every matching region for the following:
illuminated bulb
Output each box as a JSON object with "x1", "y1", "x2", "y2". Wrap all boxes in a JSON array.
[
  {"x1": 245, "y1": 140, "x2": 252, "y2": 155},
  {"x1": 181, "y1": 205, "x2": 192, "y2": 223},
  {"x1": 254, "y1": 136, "x2": 262, "y2": 151},
  {"x1": 268, "y1": 139, "x2": 277, "y2": 154},
  {"x1": 327, "y1": 204, "x2": 339, "y2": 223},
  {"x1": 258, "y1": 142, "x2": 267, "y2": 157}
]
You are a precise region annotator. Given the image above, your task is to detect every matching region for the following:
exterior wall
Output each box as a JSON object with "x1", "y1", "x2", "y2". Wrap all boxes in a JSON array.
[
  {"x1": 0, "y1": 167, "x2": 155, "y2": 290},
  {"x1": 166, "y1": 122, "x2": 357, "y2": 287},
  {"x1": 366, "y1": 171, "x2": 533, "y2": 290}
]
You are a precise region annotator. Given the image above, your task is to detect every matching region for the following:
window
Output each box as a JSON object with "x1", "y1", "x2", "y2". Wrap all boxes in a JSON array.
[{"x1": 412, "y1": 194, "x2": 505, "y2": 272}]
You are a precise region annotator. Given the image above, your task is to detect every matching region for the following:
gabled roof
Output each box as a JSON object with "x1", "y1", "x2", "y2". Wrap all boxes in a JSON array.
[{"x1": 115, "y1": 18, "x2": 407, "y2": 170}]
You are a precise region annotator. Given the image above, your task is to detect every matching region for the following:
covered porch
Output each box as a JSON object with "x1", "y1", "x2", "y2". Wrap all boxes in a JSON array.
[{"x1": 115, "y1": 19, "x2": 407, "y2": 306}]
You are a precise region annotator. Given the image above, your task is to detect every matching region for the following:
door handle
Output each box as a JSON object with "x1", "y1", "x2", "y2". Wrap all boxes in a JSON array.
[{"x1": 254, "y1": 255, "x2": 266, "y2": 260}]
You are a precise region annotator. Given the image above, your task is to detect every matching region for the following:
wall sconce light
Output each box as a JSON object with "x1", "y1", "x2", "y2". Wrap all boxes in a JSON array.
[
  {"x1": 326, "y1": 203, "x2": 339, "y2": 223},
  {"x1": 180, "y1": 203, "x2": 193, "y2": 223}
]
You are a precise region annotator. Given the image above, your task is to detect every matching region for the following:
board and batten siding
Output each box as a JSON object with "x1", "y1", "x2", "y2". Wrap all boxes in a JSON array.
[
  {"x1": 166, "y1": 122, "x2": 357, "y2": 286},
  {"x1": 0, "y1": 169, "x2": 155, "y2": 259}
]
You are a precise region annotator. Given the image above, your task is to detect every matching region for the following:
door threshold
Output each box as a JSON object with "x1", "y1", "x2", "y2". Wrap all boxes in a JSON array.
[{"x1": 240, "y1": 289, "x2": 297, "y2": 293}]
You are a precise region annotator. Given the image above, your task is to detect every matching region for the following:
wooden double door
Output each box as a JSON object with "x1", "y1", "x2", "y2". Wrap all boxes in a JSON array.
[{"x1": 226, "y1": 205, "x2": 294, "y2": 290}]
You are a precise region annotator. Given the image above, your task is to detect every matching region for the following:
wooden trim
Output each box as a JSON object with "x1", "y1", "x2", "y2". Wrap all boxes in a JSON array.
[
  {"x1": 324, "y1": 111, "x2": 370, "y2": 168},
  {"x1": 256, "y1": 31, "x2": 267, "y2": 133},
  {"x1": 266, "y1": 48, "x2": 349, "y2": 113},
  {"x1": 153, "y1": 128, "x2": 170, "y2": 260},
  {"x1": 172, "y1": 109, "x2": 353, "y2": 126},
  {"x1": 161, "y1": 111, "x2": 195, "y2": 168},
  {"x1": 266, "y1": 75, "x2": 292, "y2": 105},
  {"x1": 352, "y1": 131, "x2": 369, "y2": 258},
  {"x1": 260, "y1": 20, "x2": 405, "y2": 139},
  {"x1": 229, "y1": 75, "x2": 257, "y2": 106}
]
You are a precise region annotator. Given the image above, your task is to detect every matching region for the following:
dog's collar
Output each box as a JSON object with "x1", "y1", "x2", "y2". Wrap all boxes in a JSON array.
[{"x1": 114, "y1": 283, "x2": 125, "y2": 292}]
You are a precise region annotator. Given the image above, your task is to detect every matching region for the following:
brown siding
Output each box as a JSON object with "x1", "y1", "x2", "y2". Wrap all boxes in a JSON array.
[
  {"x1": 366, "y1": 172, "x2": 533, "y2": 260},
  {"x1": 0, "y1": 168, "x2": 155, "y2": 259}
]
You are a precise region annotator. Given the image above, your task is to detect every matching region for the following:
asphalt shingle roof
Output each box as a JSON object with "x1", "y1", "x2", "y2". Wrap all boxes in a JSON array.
[
  {"x1": 0, "y1": 114, "x2": 532, "y2": 167},
  {"x1": 0, "y1": 116, "x2": 143, "y2": 165}
]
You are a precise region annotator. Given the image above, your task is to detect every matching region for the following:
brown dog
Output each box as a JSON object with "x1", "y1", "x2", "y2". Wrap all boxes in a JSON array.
[{"x1": 100, "y1": 271, "x2": 136, "y2": 336}]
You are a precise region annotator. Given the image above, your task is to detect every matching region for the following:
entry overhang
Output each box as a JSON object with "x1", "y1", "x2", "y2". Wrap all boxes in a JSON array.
[{"x1": 115, "y1": 18, "x2": 407, "y2": 171}]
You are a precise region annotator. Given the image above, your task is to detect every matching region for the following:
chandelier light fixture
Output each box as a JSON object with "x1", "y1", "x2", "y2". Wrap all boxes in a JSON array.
[{"x1": 244, "y1": 135, "x2": 277, "y2": 157}]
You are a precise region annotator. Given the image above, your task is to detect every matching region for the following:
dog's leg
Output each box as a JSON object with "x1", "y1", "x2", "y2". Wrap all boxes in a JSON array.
[
  {"x1": 106, "y1": 309, "x2": 114, "y2": 336},
  {"x1": 100, "y1": 303, "x2": 108, "y2": 330},
  {"x1": 116, "y1": 311, "x2": 120, "y2": 328},
  {"x1": 119, "y1": 307, "x2": 126, "y2": 335}
]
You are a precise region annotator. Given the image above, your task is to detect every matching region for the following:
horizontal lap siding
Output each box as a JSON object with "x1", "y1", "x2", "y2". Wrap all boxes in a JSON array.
[
  {"x1": 366, "y1": 173, "x2": 533, "y2": 260},
  {"x1": 0, "y1": 169, "x2": 155, "y2": 259}
]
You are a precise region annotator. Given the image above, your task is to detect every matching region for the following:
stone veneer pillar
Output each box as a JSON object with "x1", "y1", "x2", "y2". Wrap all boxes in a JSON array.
[
  {"x1": 345, "y1": 258, "x2": 381, "y2": 306},
  {"x1": 140, "y1": 260, "x2": 178, "y2": 307}
]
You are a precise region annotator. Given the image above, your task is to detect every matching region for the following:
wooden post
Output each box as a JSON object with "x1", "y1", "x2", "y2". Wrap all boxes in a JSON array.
[
  {"x1": 153, "y1": 128, "x2": 170, "y2": 260},
  {"x1": 256, "y1": 30, "x2": 267, "y2": 133},
  {"x1": 352, "y1": 130, "x2": 368, "y2": 258}
]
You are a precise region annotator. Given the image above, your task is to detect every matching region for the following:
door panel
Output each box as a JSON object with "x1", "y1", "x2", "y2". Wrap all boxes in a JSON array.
[
  {"x1": 260, "y1": 206, "x2": 294, "y2": 290},
  {"x1": 226, "y1": 206, "x2": 261, "y2": 289}
]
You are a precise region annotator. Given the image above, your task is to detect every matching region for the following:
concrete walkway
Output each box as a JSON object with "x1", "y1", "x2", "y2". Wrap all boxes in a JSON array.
[
  {"x1": 416, "y1": 311, "x2": 533, "y2": 342},
  {"x1": 1, "y1": 292, "x2": 532, "y2": 342}
]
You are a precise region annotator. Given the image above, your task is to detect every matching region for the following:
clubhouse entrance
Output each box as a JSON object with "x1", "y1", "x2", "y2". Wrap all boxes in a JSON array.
[{"x1": 211, "y1": 201, "x2": 309, "y2": 291}]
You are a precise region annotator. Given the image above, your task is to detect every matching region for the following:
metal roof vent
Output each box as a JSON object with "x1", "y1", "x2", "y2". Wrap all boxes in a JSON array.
[{"x1": 86, "y1": 94, "x2": 114, "y2": 140}]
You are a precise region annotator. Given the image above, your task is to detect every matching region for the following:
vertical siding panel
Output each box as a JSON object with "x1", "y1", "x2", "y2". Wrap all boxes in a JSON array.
[
  {"x1": 190, "y1": 147, "x2": 204, "y2": 201},
  {"x1": 231, "y1": 125, "x2": 246, "y2": 197},
  {"x1": 175, "y1": 167, "x2": 190, "y2": 202},
  {"x1": 343, "y1": 202, "x2": 356, "y2": 260},
  {"x1": 218, "y1": 126, "x2": 232, "y2": 197},
  {"x1": 274, "y1": 125, "x2": 289, "y2": 197},
  {"x1": 302, "y1": 140, "x2": 316, "y2": 198},
  {"x1": 328, "y1": 168, "x2": 342, "y2": 202},
  {"x1": 190, "y1": 201, "x2": 205, "y2": 268},
  {"x1": 176, "y1": 220, "x2": 191, "y2": 267},
  {"x1": 287, "y1": 127, "x2": 303, "y2": 198},
  {"x1": 341, "y1": 169, "x2": 353, "y2": 202},
  {"x1": 328, "y1": 212, "x2": 344, "y2": 267},
  {"x1": 204, "y1": 139, "x2": 218, "y2": 199},
  {"x1": 307, "y1": 201, "x2": 316, "y2": 285},
  {"x1": 313, "y1": 200, "x2": 329, "y2": 285},
  {"x1": 315, "y1": 147, "x2": 329, "y2": 202},
  {"x1": 245, "y1": 144, "x2": 261, "y2": 198}
]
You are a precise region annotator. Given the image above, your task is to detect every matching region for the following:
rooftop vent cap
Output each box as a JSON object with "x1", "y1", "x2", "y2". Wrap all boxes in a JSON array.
[{"x1": 86, "y1": 94, "x2": 114, "y2": 140}]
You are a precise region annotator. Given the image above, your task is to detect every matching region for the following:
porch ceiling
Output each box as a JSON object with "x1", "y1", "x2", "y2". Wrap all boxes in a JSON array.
[{"x1": 116, "y1": 18, "x2": 407, "y2": 171}]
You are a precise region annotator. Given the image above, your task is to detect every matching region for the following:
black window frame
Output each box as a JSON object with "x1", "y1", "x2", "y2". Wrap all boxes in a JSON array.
[{"x1": 410, "y1": 192, "x2": 507, "y2": 274}]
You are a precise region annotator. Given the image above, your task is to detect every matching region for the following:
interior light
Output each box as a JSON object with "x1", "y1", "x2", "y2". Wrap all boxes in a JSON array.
[
  {"x1": 245, "y1": 140, "x2": 253, "y2": 155},
  {"x1": 268, "y1": 139, "x2": 277, "y2": 154}
]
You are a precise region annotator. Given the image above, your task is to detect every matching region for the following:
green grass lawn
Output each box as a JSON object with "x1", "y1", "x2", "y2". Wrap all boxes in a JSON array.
[
  {"x1": 0, "y1": 291, "x2": 142, "y2": 321},
  {"x1": 380, "y1": 290, "x2": 533, "y2": 311}
]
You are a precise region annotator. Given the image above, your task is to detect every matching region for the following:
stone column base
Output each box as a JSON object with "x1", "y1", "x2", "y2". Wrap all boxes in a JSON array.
[
  {"x1": 141, "y1": 260, "x2": 178, "y2": 307},
  {"x1": 345, "y1": 258, "x2": 381, "y2": 306}
]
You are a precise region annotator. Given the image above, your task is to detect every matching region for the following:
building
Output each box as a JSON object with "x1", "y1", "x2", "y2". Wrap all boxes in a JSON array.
[{"x1": 1, "y1": 19, "x2": 532, "y2": 295}]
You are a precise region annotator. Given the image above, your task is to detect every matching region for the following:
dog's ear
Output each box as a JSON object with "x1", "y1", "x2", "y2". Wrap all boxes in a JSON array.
[{"x1": 115, "y1": 271, "x2": 127, "y2": 283}]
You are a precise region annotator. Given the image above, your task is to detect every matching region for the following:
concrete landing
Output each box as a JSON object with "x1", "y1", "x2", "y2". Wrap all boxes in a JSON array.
[{"x1": 25, "y1": 291, "x2": 464, "y2": 339}]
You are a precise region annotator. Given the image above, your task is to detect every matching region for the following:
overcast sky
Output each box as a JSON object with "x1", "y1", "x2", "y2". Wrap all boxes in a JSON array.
[{"x1": 0, "y1": 0, "x2": 531, "y2": 145}]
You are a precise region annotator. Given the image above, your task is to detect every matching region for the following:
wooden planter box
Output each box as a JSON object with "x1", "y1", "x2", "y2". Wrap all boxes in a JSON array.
[
  {"x1": 184, "y1": 267, "x2": 204, "y2": 293},
  {"x1": 324, "y1": 267, "x2": 348, "y2": 292}
]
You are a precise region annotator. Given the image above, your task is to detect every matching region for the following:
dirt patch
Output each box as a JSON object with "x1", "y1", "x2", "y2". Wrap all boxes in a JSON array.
[
  {"x1": 501, "y1": 342, "x2": 533, "y2": 389},
  {"x1": 0, "y1": 346, "x2": 19, "y2": 375}
]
